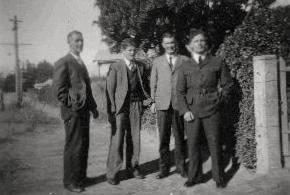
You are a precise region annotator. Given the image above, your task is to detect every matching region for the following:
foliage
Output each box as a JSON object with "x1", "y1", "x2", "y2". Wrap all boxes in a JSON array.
[
  {"x1": 3, "y1": 74, "x2": 15, "y2": 92},
  {"x1": 216, "y1": 6, "x2": 290, "y2": 169},
  {"x1": 95, "y1": 0, "x2": 248, "y2": 54}
]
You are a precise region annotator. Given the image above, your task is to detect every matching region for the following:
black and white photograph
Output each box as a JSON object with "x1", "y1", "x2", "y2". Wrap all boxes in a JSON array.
[{"x1": 1, "y1": 0, "x2": 290, "y2": 194}]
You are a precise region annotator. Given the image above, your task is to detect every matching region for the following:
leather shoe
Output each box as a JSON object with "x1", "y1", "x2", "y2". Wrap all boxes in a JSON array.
[
  {"x1": 133, "y1": 170, "x2": 145, "y2": 179},
  {"x1": 184, "y1": 180, "x2": 196, "y2": 187},
  {"x1": 107, "y1": 178, "x2": 119, "y2": 185},
  {"x1": 64, "y1": 184, "x2": 84, "y2": 193},
  {"x1": 216, "y1": 180, "x2": 226, "y2": 188},
  {"x1": 155, "y1": 172, "x2": 169, "y2": 179}
]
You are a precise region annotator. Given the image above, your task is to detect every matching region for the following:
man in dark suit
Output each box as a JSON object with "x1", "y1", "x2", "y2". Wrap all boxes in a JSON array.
[
  {"x1": 53, "y1": 31, "x2": 98, "y2": 193},
  {"x1": 106, "y1": 38, "x2": 152, "y2": 185},
  {"x1": 150, "y1": 32, "x2": 188, "y2": 179},
  {"x1": 176, "y1": 29, "x2": 233, "y2": 188}
]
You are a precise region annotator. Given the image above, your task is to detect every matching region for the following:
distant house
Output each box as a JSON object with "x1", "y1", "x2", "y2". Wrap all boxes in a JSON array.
[{"x1": 92, "y1": 59, "x2": 120, "y2": 77}]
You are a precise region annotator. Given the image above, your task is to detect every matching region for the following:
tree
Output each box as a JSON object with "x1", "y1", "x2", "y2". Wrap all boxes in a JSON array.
[
  {"x1": 35, "y1": 60, "x2": 53, "y2": 83},
  {"x1": 3, "y1": 73, "x2": 15, "y2": 92},
  {"x1": 95, "y1": 0, "x2": 249, "y2": 54}
]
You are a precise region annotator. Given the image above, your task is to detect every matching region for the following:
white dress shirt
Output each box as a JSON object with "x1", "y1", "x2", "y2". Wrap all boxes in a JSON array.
[
  {"x1": 192, "y1": 52, "x2": 206, "y2": 64},
  {"x1": 165, "y1": 53, "x2": 178, "y2": 69},
  {"x1": 124, "y1": 57, "x2": 135, "y2": 70},
  {"x1": 70, "y1": 52, "x2": 84, "y2": 65}
]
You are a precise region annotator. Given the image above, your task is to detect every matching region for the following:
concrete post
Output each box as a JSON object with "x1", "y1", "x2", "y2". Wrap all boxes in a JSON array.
[{"x1": 253, "y1": 55, "x2": 282, "y2": 174}]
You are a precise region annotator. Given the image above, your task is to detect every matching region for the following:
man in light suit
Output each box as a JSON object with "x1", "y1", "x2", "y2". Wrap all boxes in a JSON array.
[
  {"x1": 150, "y1": 32, "x2": 188, "y2": 179},
  {"x1": 53, "y1": 31, "x2": 99, "y2": 193},
  {"x1": 106, "y1": 38, "x2": 152, "y2": 185}
]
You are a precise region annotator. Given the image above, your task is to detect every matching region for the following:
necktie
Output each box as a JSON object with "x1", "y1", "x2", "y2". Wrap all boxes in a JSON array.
[
  {"x1": 169, "y1": 56, "x2": 173, "y2": 70},
  {"x1": 129, "y1": 61, "x2": 136, "y2": 71},
  {"x1": 198, "y1": 55, "x2": 203, "y2": 64},
  {"x1": 76, "y1": 56, "x2": 84, "y2": 65}
]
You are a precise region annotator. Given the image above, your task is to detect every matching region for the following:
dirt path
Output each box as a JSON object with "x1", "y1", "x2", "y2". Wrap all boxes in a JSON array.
[{"x1": 1, "y1": 104, "x2": 290, "y2": 195}]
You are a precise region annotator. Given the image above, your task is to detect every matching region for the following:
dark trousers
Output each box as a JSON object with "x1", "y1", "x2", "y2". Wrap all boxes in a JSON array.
[
  {"x1": 157, "y1": 108, "x2": 186, "y2": 173},
  {"x1": 106, "y1": 101, "x2": 142, "y2": 179},
  {"x1": 186, "y1": 112, "x2": 222, "y2": 182},
  {"x1": 63, "y1": 112, "x2": 90, "y2": 186}
]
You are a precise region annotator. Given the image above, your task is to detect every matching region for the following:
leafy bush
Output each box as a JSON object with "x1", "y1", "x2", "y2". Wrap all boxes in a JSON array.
[{"x1": 217, "y1": 6, "x2": 290, "y2": 169}]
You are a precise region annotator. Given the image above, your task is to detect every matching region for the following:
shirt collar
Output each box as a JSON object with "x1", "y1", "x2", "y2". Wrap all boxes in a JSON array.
[
  {"x1": 70, "y1": 52, "x2": 80, "y2": 60},
  {"x1": 123, "y1": 57, "x2": 131, "y2": 66},
  {"x1": 165, "y1": 53, "x2": 177, "y2": 61},
  {"x1": 123, "y1": 57, "x2": 136, "y2": 70},
  {"x1": 192, "y1": 52, "x2": 206, "y2": 63}
]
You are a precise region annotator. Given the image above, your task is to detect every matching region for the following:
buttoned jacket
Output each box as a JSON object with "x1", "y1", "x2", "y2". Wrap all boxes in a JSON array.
[
  {"x1": 176, "y1": 55, "x2": 233, "y2": 118},
  {"x1": 150, "y1": 54, "x2": 189, "y2": 110}
]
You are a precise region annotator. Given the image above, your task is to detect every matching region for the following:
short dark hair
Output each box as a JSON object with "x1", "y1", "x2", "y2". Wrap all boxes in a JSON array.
[
  {"x1": 121, "y1": 38, "x2": 136, "y2": 50},
  {"x1": 187, "y1": 28, "x2": 207, "y2": 44},
  {"x1": 67, "y1": 30, "x2": 82, "y2": 43},
  {"x1": 161, "y1": 32, "x2": 176, "y2": 41}
]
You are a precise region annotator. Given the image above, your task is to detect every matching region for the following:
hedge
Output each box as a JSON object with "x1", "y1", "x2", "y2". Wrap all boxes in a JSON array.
[{"x1": 217, "y1": 6, "x2": 290, "y2": 169}]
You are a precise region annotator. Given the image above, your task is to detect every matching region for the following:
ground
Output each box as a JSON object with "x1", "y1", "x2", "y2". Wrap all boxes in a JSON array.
[{"x1": 0, "y1": 98, "x2": 290, "y2": 195}]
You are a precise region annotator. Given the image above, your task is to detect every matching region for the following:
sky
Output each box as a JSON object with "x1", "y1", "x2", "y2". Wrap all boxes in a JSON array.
[
  {"x1": 1, "y1": 0, "x2": 289, "y2": 76},
  {"x1": 0, "y1": 0, "x2": 116, "y2": 76}
]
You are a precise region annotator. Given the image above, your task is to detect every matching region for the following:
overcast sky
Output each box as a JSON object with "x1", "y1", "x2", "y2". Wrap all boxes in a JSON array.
[
  {"x1": 0, "y1": 0, "x2": 112, "y2": 75},
  {"x1": 1, "y1": 0, "x2": 289, "y2": 76}
]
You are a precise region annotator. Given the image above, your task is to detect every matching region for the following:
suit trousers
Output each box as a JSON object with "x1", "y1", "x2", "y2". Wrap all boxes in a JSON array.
[
  {"x1": 106, "y1": 101, "x2": 142, "y2": 179},
  {"x1": 63, "y1": 112, "x2": 90, "y2": 186},
  {"x1": 157, "y1": 108, "x2": 186, "y2": 173},
  {"x1": 186, "y1": 112, "x2": 222, "y2": 182}
]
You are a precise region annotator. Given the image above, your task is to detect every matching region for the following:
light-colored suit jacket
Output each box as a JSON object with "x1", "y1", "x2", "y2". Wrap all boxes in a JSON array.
[
  {"x1": 150, "y1": 54, "x2": 189, "y2": 110},
  {"x1": 106, "y1": 59, "x2": 152, "y2": 115}
]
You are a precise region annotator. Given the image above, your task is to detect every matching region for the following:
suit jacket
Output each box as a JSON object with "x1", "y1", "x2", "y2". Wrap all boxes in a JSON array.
[
  {"x1": 53, "y1": 53, "x2": 97, "y2": 121},
  {"x1": 106, "y1": 59, "x2": 152, "y2": 115},
  {"x1": 176, "y1": 55, "x2": 233, "y2": 118},
  {"x1": 150, "y1": 54, "x2": 189, "y2": 110}
]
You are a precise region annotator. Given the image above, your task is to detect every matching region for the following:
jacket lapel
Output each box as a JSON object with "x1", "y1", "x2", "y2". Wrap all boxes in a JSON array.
[
  {"x1": 120, "y1": 59, "x2": 128, "y2": 93},
  {"x1": 161, "y1": 54, "x2": 172, "y2": 71},
  {"x1": 172, "y1": 55, "x2": 184, "y2": 73},
  {"x1": 198, "y1": 54, "x2": 212, "y2": 69}
]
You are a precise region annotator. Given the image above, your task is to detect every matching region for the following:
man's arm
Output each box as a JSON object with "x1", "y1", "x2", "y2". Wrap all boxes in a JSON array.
[
  {"x1": 176, "y1": 67, "x2": 190, "y2": 115},
  {"x1": 83, "y1": 66, "x2": 98, "y2": 111},
  {"x1": 150, "y1": 60, "x2": 158, "y2": 102},
  {"x1": 53, "y1": 59, "x2": 71, "y2": 108},
  {"x1": 106, "y1": 64, "x2": 117, "y2": 114}
]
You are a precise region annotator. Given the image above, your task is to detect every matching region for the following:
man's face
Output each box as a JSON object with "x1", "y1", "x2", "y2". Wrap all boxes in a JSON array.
[
  {"x1": 187, "y1": 34, "x2": 207, "y2": 54},
  {"x1": 162, "y1": 37, "x2": 176, "y2": 55},
  {"x1": 69, "y1": 33, "x2": 83, "y2": 55},
  {"x1": 122, "y1": 46, "x2": 136, "y2": 61}
]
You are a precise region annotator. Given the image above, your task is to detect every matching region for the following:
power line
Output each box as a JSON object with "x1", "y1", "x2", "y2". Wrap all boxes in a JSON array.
[{"x1": 0, "y1": 15, "x2": 32, "y2": 107}]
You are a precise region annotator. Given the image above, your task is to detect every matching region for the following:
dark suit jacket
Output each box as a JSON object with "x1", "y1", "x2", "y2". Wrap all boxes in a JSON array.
[
  {"x1": 176, "y1": 55, "x2": 233, "y2": 118},
  {"x1": 106, "y1": 59, "x2": 152, "y2": 115},
  {"x1": 53, "y1": 53, "x2": 97, "y2": 121},
  {"x1": 150, "y1": 54, "x2": 188, "y2": 110}
]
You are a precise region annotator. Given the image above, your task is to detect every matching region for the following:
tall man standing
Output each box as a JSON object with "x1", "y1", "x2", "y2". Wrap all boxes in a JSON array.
[
  {"x1": 150, "y1": 32, "x2": 188, "y2": 179},
  {"x1": 106, "y1": 38, "x2": 152, "y2": 185},
  {"x1": 176, "y1": 29, "x2": 233, "y2": 188},
  {"x1": 53, "y1": 31, "x2": 98, "y2": 193}
]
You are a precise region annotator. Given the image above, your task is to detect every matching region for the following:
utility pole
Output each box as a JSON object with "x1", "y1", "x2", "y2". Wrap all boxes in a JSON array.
[
  {"x1": 10, "y1": 15, "x2": 22, "y2": 107},
  {"x1": 0, "y1": 15, "x2": 32, "y2": 107}
]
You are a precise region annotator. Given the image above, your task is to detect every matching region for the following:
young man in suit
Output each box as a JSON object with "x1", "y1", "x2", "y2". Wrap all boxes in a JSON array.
[
  {"x1": 53, "y1": 31, "x2": 99, "y2": 193},
  {"x1": 150, "y1": 32, "x2": 188, "y2": 179},
  {"x1": 176, "y1": 29, "x2": 233, "y2": 188},
  {"x1": 106, "y1": 38, "x2": 152, "y2": 185}
]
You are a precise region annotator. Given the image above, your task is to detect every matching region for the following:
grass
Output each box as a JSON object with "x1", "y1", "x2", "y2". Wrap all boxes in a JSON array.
[{"x1": 0, "y1": 93, "x2": 61, "y2": 144}]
